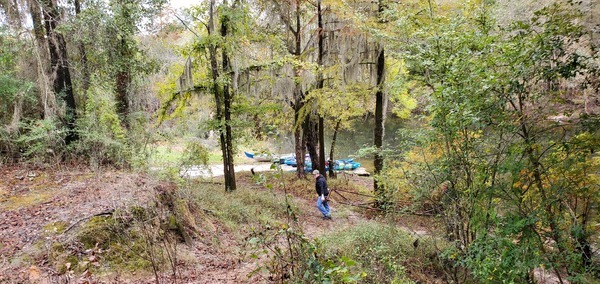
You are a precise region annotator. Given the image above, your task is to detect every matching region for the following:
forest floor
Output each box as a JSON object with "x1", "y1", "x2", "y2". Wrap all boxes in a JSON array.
[{"x1": 0, "y1": 164, "x2": 435, "y2": 283}]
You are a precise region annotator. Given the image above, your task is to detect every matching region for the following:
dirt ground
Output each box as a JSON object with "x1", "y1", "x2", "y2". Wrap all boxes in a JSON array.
[{"x1": 1, "y1": 165, "x2": 408, "y2": 283}]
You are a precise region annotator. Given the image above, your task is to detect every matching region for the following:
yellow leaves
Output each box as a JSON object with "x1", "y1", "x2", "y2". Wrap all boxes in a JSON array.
[
  {"x1": 405, "y1": 145, "x2": 443, "y2": 164},
  {"x1": 387, "y1": 57, "x2": 417, "y2": 119},
  {"x1": 306, "y1": 77, "x2": 372, "y2": 130}
]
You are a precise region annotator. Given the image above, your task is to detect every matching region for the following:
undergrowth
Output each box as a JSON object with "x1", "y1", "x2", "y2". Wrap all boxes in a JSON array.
[{"x1": 319, "y1": 222, "x2": 447, "y2": 283}]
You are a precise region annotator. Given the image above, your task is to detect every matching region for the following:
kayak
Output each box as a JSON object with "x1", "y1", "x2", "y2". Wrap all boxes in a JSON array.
[{"x1": 244, "y1": 151, "x2": 274, "y2": 162}]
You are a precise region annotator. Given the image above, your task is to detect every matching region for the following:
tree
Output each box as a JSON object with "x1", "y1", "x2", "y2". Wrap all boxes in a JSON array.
[
  {"x1": 316, "y1": 0, "x2": 326, "y2": 177},
  {"x1": 0, "y1": 28, "x2": 37, "y2": 137},
  {"x1": 343, "y1": 0, "x2": 416, "y2": 205},
  {"x1": 40, "y1": 0, "x2": 78, "y2": 144},
  {"x1": 259, "y1": 0, "x2": 322, "y2": 178},
  {"x1": 108, "y1": 0, "x2": 166, "y2": 126},
  {"x1": 184, "y1": 0, "x2": 249, "y2": 191},
  {"x1": 401, "y1": 1, "x2": 599, "y2": 281}
]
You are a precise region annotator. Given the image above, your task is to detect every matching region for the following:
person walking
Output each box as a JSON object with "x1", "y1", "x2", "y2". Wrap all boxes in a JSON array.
[{"x1": 313, "y1": 170, "x2": 331, "y2": 220}]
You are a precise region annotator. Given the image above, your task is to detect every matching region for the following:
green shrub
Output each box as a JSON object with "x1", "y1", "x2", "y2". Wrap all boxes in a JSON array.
[
  {"x1": 320, "y1": 222, "x2": 441, "y2": 283},
  {"x1": 15, "y1": 119, "x2": 65, "y2": 163},
  {"x1": 249, "y1": 224, "x2": 365, "y2": 284},
  {"x1": 73, "y1": 82, "x2": 129, "y2": 167}
]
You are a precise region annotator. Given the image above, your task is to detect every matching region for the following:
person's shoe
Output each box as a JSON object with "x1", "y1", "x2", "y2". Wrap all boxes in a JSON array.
[{"x1": 325, "y1": 215, "x2": 332, "y2": 220}]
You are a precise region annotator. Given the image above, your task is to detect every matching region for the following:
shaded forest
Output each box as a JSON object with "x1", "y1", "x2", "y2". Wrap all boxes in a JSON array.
[{"x1": 1, "y1": 0, "x2": 599, "y2": 283}]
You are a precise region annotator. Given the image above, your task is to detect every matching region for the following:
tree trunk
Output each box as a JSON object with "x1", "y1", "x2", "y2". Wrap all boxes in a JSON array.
[
  {"x1": 116, "y1": 65, "x2": 131, "y2": 125},
  {"x1": 373, "y1": 0, "x2": 387, "y2": 206},
  {"x1": 292, "y1": 0, "x2": 306, "y2": 178},
  {"x1": 28, "y1": 0, "x2": 54, "y2": 119},
  {"x1": 294, "y1": 99, "x2": 305, "y2": 178},
  {"x1": 318, "y1": 116, "x2": 326, "y2": 176},
  {"x1": 42, "y1": 0, "x2": 78, "y2": 144},
  {"x1": 253, "y1": 114, "x2": 263, "y2": 140},
  {"x1": 328, "y1": 120, "x2": 341, "y2": 178},
  {"x1": 74, "y1": 0, "x2": 90, "y2": 94},
  {"x1": 114, "y1": 0, "x2": 135, "y2": 127},
  {"x1": 373, "y1": 45, "x2": 385, "y2": 205},
  {"x1": 306, "y1": 115, "x2": 319, "y2": 171},
  {"x1": 208, "y1": 0, "x2": 227, "y2": 190},
  {"x1": 7, "y1": 91, "x2": 25, "y2": 133},
  {"x1": 316, "y1": 0, "x2": 326, "y2": 177},
  {"x1": 221, "y1": 3, "x2": 236, "y2": 191},
  {"x1": 207, "y1": 0, "x2": 236, "y2": 191}
]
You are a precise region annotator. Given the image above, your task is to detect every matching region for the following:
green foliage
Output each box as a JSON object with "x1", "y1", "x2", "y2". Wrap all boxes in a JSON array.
[
  {"x1": 320, "y1": 222, "x2": 444, "y2": 283},
  {"x1": 181, "y1": 140, "x2": 210, "y2": 167},
  {"x1": 388, "y1": 0, "x2": 599, "y2": 282},
  {"x1": 14, "y1": 119, "x2": 66, "y2": 163},
  {"x1": 461, "y1": 233, "x2": 541, "y2": 282},
  {"x1": 306, "y1": 81, "x2": 372, "y2": 132},
  {"x1": 73, "y1": 82, "x2": 129, "y2": 166},
  {"x1": 387, "y1": 57, "x2": 417, "y2": 119},
  {"x1": 248, "y1": 223, "x2": 365, "y2": 284},
  {"x1": 0, "y1": 29, "x2": 36, "y2": 113},
  {"x1": 0, "y1": 29, "x2": 39, "y2": 160}
]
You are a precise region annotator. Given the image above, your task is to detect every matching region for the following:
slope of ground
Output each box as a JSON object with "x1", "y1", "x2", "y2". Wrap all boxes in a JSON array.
[{"x1": 1, "y1": 165, "x2": 409, "y2": 283}]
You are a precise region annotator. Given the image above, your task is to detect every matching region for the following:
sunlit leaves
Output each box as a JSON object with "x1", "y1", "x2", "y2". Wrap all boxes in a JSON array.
[{"x1": 386, "y1": 57, "x2": 416, "y2": 119}]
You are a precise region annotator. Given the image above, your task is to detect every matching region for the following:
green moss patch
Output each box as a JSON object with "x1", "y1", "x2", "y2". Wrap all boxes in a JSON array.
[
  {"x1": 1, "y1": 190, "x2": 53, "y2": 211},
  {"x1": 43, "y1": 221, "x2": 69, "y2": 236}
]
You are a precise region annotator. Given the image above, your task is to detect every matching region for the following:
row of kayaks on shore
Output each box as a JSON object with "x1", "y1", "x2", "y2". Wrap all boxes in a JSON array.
[{"x1": 244, "y1": 151, "x2": 361, "y2": 171}]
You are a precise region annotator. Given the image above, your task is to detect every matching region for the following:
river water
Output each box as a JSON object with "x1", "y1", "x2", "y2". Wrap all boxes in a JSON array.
[
  {"x1": 182, "y1": 116, "x2": 405, "y2": 178},
  {"x1": 269, "y1": 116, "x2": 406, "y2": 172}
]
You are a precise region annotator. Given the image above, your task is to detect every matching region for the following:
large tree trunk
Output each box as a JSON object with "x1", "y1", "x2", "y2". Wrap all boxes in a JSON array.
[
  {"x1": 74, "y1": 0, "x2": 90, "y2": 94},
  {"x1": 115, "y1": 0, "x2": 134, "y2": 126},
  {"x1": 316, "y1": 0, "x2": 326, "y2": 177},
  {"x1": 306, "y1": 115, "x2": 319, "y2": 171},
  {"x1": 42, "y1": 0, "x2": 78, "y2": 144},
  {"x1": 28, "y1": 0, "x2": 54, "y2": 119},
  {"x1": 373, "y1": 0, "x2": 387, "y2": 207},
  {"x1": 292, "y1": 0, "x2": 306, "y2": 178},
  {"x1": 207, "y1": 0, "x2": 236, "y2": 191},
  {"x1": 116, "y1": 64, "x2": 131, "y2": 123},
  {"x1": 221, "y1": 1, "x2": 236, "y2": 191},
  {"x1": 293, "y1": 85, "x2": 306, "y2": 178},
  {"x1": 373, "y1": 44, "x2": 386, "y2": 206}
]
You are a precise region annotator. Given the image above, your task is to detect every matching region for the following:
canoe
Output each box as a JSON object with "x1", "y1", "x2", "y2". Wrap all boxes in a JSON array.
[
  {"x1": 253, "y1": 154, "x2": 273, "y2": 162},
  {"x1": 244, "y1": 151, "x2": 274, "y2": 162}
]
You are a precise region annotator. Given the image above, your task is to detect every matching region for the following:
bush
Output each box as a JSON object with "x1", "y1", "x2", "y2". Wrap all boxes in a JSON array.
[
  {"x1": 72, "y1": 83, "x2": 130, "y2": 167},
  {"x1": 14, "y1": 119, "x2": 65, "y2": 164},
  {"x1": 320, "y1": 222, "x2": 444, "y2": 283}
]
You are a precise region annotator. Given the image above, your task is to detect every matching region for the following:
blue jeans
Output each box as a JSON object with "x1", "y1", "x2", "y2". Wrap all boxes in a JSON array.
[{"x1": 316, "y1": 196, "x2": 330, "y2": 217}]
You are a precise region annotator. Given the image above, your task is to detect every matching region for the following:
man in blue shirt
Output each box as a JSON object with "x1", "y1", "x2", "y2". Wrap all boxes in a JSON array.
[{"x1": 313, "y1": 170, "x2": 331, "y2": 220}]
